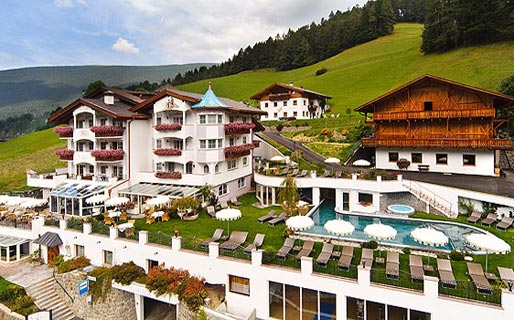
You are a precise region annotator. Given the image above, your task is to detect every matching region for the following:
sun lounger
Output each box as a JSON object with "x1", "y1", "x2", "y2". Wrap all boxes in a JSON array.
[
  {"x1": 268, "y1": 212, "x2": 287, "y2": 226},
  {"x1": 360, "y1": 248, "x2": 374, "y2": 269},
  {"x1": 288, "y1": 168, "x2": 299, "y2": 177},
  {"x1": 201, "y1": 228, "x2": 224, "y2": 247},
  {"x1": 296, "y1": 241, "x2": 314, "y2": 260},
  {"x1": 207, "y1": 206, "x2": 216, "y2": 218},
  {"x1": 467, "y1": 211, "x2": 481, "y2": 224},
  {"x1": 316, "y1": 243, "x2": 334, "y2": 266},
  {"x1": 323, "y1": 170, "x2": 333, "y2": 177},
  {"x1": 277, "y1": 238, "x2": 295, "y2": 260},
  {"x1": 497, "y1": 217, "x2": 514, "y2": 230},
  {"x1": 481, "y1": 213, "x2": 497, "y2": 226},
  {"x1": 277, "y1": 167, "x2": 289, "y2": 176},
  {"x1": 437, "y1": 259, "x2": 457, "y2": 288},
  {"x1": 220, "y1": 201, "x2": 229, "y2": 210},
  {"x1": 297, "y1": 170, "x2": 308, "y2": 178},
  {"x1": 244, "y1": 233, "x2": 265, "y2": 253},
  {"x1": 335, "y1": 171, "x2": 342, "y2": 178},
  {"x1": 409, "y1": 255, "x2": 424, "y2": 282},
  {"x1": 338, "y1": 246, "x2": 354, "y2": 270},
  {"x1": 257, "y1": 210, "x2": 277, "y2": 223},
  {"x1": 230, "y1": 197, "x2": 242, "y2": 206},
  {"x1": 386, "y1": 251, "x2": 400, "y2": 279},
  {"x1": 467, "y1": 262, "x2": 492, "y2": 293},
  {"x1": 498, "y1": 266, "x2": 514, "y2": 288},
  {"x1": 219, "y1": 231, "x2": 248, "y2": 251}
]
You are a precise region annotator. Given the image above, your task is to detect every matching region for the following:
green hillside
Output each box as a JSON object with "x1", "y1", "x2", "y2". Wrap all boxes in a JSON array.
[{"x1": 178, "y1": 23, "x2": 514, "y2": 114}]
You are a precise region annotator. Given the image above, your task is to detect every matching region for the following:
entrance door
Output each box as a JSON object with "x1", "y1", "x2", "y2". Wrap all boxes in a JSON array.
[{"x1": 47, "y1": 246, "x2": 60, "y2": 265}]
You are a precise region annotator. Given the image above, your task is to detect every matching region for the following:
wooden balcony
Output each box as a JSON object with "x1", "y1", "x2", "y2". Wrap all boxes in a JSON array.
[
  {"x1": 362, "y1": 137, "x2": 512, "y2": 150},
  {"x1": 372, "y1": 108, "x2": 496, "y2": 122}
]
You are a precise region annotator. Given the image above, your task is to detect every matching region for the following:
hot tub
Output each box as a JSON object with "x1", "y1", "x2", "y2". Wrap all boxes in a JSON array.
[{"x1": 388, "y1": 204, "x2": 415, "y2": 215}]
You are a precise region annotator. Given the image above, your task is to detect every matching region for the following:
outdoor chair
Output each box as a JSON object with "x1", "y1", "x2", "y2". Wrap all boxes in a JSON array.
[
  {"x1": 409, "y1": 255, "x2": 424, "y2": 282},
  {"x1": 466, "y1": 211, "x2": 481, "y2": 224},
  {"x1": 296, "y1": 240, "x2": 314, "y2": 260},
  {"x1": 498, "y1": 266, "x2": 514, "y2": 288},
  {"x1": 277, "y1": 238, "x2": 295, "y2": 260},
  {"x1": 323, "y1": 170, "x2": 332, "y2": 177},
  {"x1": 316, "y1": 243, "x2": 334, "y2": 266},
  {"x1": 386, "y1": 251, "x2": 400, "y2": 279},
  {"x1": 338, "y1": 246, "x2": 354, "y2": 271},
  {"x1": 244, "y1": 233, "x2": 265, "y2": 253},
  {"x1": 481, "y1": 213, "x2": 497, "y2": 226},
  {"x1": 297, "y1": 170, "x2": 308, "y2": 178},
  {"x1": 497, "y1": 217, "x2": 514, "y2": 230},
  {"x1": 145, "y1": 216, "x2": 155, "y2": 225},
  {"x1": 230, "y1": 197, "x2": 242, "y2": 206},
  {"x1": 437, "y1": 259, "x2": 457, "y2": 288},
  {"x1": 161, "y1": 212, "x2": 170, "y2": 222},
  {"x1": 119, "y1": 212, "x2": 128, "y2": 221},
  {"x1": 206, "y1": 206, "x2": 216, "y2": 218},
  {"x1": 268, "y1": 212, "x2": 287, "y2": 226},
  {"x1": 219, "y1": 231, "x2": 248, "y2": 251},
  {"x1": 288, "y1": 168, "x2": 299, "y2": 177},
  {"x1": 467, "y1": 262, "x2": 492, "y2": 294},
  {"x1": 201, "y1": 228, "x2": 224, "y2": 247},
  {"x1": 277, "y1": 167, "x2": 289, "y2": 176},
  {"x1": 360, "y1": 248, "x2": 374, "y2": 269},
  {"x1": 335, "y1": 171, "x2": 342, "y2": 178},
  {"x1": 257, "y1": 210, "x2": 277, "y2": 223},
  {"x1": 104, "y1": 217, "x2": 114, "y2": 225}
]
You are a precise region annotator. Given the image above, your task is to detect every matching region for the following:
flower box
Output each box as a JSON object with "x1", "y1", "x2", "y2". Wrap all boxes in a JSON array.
[
  {"x1": 90, "y1": 125, "x2": 125, "y2": 137},
  {"x1": 153, "y1": 148, "x2": 182, "y2": 156},
  {"x1": 91, "y1": 149, "x2": 124, "y2": 161},
  {"x1": 155, "y1": 171, "x2": 182, "y2": 179},
  {"x1": 55, "y1": 149, "x2": 74, "y2": 160},
  {"x1": 252, "y1": 140, "x2": 260, "y2": 148},
  {"x1": 54, "y1": 126, "x2": 74, "y2": 138},
  {"x1": 224, "y1": 143, "x2": 255, "y2": 159},
  {"x1": 154, "y1": 123, "x2": 182, "y2": 132},
  {"x1": 224, "y1": 122, "x2": 255, "y2": 135}
]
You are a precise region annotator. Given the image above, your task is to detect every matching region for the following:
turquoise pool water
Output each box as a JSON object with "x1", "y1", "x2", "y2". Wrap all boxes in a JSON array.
[
  {"x1": 388, "y1": 204, "x2": 415, "y2": 214},
  {"x1": 301, "y1": 201, "x2": 487, "y2": 252}
]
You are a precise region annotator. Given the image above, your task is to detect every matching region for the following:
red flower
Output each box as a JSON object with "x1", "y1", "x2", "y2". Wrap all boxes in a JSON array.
[
  {"x1": 55, "y1": 149, "x2": 74, "y2": 160},
  {"x1": 155, "y1": 171, "x2": 182, "y2": 179},
  {"x1": 90, "y1": 125, "x2": 125, "y2": 137},
  {"x1": 91, "y1": 149, "x2": 124, "y2": 161},
  {"x1": 224, "y1": 143, "x2": 255, "y2": 159},
  {"x1": 224, "y1": 122, "x2": 255, "y2": 135},
  {"x1": 154, "y1": 123, "x2": 182, "y2": 132},
  {"x1": 53, "y1": 126, "x2": 74, "y2": 137},
  {"x1": 153, "y1": 148, "x2": 182, "y2": 156}
]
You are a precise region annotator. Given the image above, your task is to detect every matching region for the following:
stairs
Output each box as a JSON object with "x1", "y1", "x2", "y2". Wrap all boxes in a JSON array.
[
  {"x1": 25, "y1": 277, "x2": 75, "y2": 320},
  {"x1": 403, "y1": 181, "x2": 456, "y2": 218}
]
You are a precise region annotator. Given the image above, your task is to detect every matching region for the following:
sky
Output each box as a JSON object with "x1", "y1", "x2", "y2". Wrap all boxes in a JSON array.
[{"x1": 0, "y1": 0, "x2": 367, "y2": 70}]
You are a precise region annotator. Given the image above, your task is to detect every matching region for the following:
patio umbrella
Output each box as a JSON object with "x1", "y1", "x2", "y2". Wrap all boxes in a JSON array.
[
  {"x1": 364, "y1": 223, "x2": 397, "y2": 240},
  {"x1": 0, "y1": 195, "x2": 11, "y2": 204},
  {"x1": 353, "y1": 159, "x2": 371, "y2": 167},
  {"x1": 86, "y1": 194, "x2": 109, "y2": 205},
  {"x1": 105, "y1": 196, "x2": 130, "y2": 207},
  {"x1": 19, "y1": 199, "x2": 47, "y2": 209},
  {"x1": 270, "y1": 155, "x2": 286, "y2": 162},
  {"x1": 324, "y1": 157, "x2": 340, "y2": 173},
  {"x1": 324, "y1": 219, "x2": 355, "y2": 237},
  {"x1": 146, "y1": 196, "x2": 170, "y2": 207},
  {"x1": 410, "y1": 227, "x2": 448, "y2": 247},
  {"x1": 216, "y1": 208, "x2": 242, "y2": 234},
  {"x1": 4, "y1": 197, "x2": 29, "y2": 207},
  {"x1": 465, "y1": 233, "x2": 511, "y2": 272},
  {"x1": 286, "y1": 215, "x2": 314, "y2": 231}
]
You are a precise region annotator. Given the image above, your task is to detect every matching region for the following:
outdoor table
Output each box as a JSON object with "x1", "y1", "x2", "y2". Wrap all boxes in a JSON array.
[
  {"x1": 117, "y1": 222, "x2": 134, "y2": 233},
  {"x1": 375, "y1": 257, "x2": 385, "y2": 265},
  {"x1": 151, "y1": 211, "x2": 165, "y2": 222},
  {"x1": 423, "y1": 265, "x2": 435, "y2": 273},
  {"x1": 485, "y1": 272, "x2": 498, "y2": 281},
  {"x1": 331, "y1": 251, "x2": 341, "y2": 259}
]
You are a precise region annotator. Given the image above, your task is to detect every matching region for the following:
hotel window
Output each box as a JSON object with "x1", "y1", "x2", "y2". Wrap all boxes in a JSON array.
[
  {"x1": 100, "y1": 118, "x2": 107, "y2": 126},
  {"x1": 463, "y1": 154, "x2": 476, "y2": 166},
  {"x1": 293, "y1": 112, "x2": 298, "y2": 117},
  {"x1": 411, "y1": 153, "x2": 422, "y2": 163},
  {"x1": 203, "y1": 165, "x2": 210, "y2": 173},
  {"x1": 219, "y1": 184, "x2": 228, "y2": 196},
  {"x1": 100, "y1": 141, "x2": 108, "y2": 150},
  {"x1": 304, "y1": 100, "x2": 307, "y2": 105},
  {"x1": 293, "y1": 100, "x2": 298, "y2": 106},
  {"x1": 274, "y1": 102, "x2": 278, "y2": 107},
  {"x1": 215, "y1": 164, "x2": 220, "y2": 173},
  {"x1": 388, "y1": 152, "x2": 399, "y2": 162},
  {"x1": 424, "y1": 101, "x2": 433, "y2": 111},
  {"x1": 264, "y1": 102, "x2": 268, "y2": 108},
  {"x1": 229, "y1": 137, "x2": 235, "y2": 146},
  {"x1": 199, "y1": 115, "x2": 206, "y2": 124},
  {"x1": 208, "y1": 139, "x2": 217, "y2": 149},
  {"x1": 200, "y1": 139, "x2": 223, "y2": 149},
  {"x1": 358, "y1": 193, "x2": 373, "y2": 204},
  {"x1": 229, "y1": 275, "x2": 250, "y2": 296},
  {"x1": 156, "y1": 162, "x2": 163, "y2": 171},
  {"x1": 274, "y1": 113, "x2": 278, "y2": 118},
  {"x1": 89, "y1": 166, "x2": 94, "y2": 174},
  {"x1": 243, "y1": 157, "x2": 248, "y2": 166},
  {"x1": 147, "y1": 259, "x2": 159, "y2": 271},
  {"x1": 207, "y1": 114, "x2": 217, "y2": 124},
  {"x1": 156, "y1": 117, "x2": 162, "y2": 125},
  {"x1": 100, "y1": 166, "x2": 107, "y2": 174},
  {"x1": 200, "y1": 140, "x2": 206, "y2": 149},
  {"x1": 228, "y1": 159, "x2": 237, "y2": 170},
  {"x1": 242, "y1": 116, "x2": 247, "y2": 123},
  {"x1": 283, "y1": 101, "x2": 287, "y2": 106},
  {"x1": 75, "y1": 245, "x2": 85, "y2": 257},
  {"x1": 436, "y1": 154, "x2": 448, "y2": 165},
  {"x1": 238, "y1": 177, "x2": 246, "y2": 189},
  {"x1": 242, "y1": 136, "x2": 247, "y2": 144},
  {"x1": 156, "y1": 140, "x2": 162, "y2": 149},
  {"x1": 103, "y1": 250, "x2": 113, "y2": 265},
  {"x1": 283, "y1": 112, "x2": 287, "y2": 117},
  {"x1": 229, "y1": 116, "x2": 235, "y2": 123}
]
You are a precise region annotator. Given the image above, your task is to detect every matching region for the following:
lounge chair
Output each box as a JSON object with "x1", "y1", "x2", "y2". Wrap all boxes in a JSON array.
[
  {"x1": 219, "y1": 231, "x2": 248, "y2": 251},
  {"x1": 316, "y1": 243, "x2": 334, "y2": 266},
  {"x1": 467, "y1": 262, "x2": 492, "y2": 293},
  {"x1": 277, "y1": 167, "x2": 289, "y2": 176},
  {"x1": 437, "y1": 259, "x2": 457, "y2": 288},
  {"x1": 409, "y1": 255, "x2": 424, "y2": 282},
  {"x1": 244, "y1": 233, "x2": 265, "y2": 253},
  {"x1": 386, "y1": 251, "x2": 400, "y2": 279},
  {"x1": 145, "y1": 216, "x2": 155, "y2": 224},
  {"x1": 201, "y1": 228, "x2": 224, "y2": 247},
  {"x1": 277, "y1": 238, "x2": 295, "y2": 260},
  {"x1": 220, "y1": 201, "x2": 229, "y2": 210},
  {"x1": 360, "y1": 248, "x2": 374, "y2": 269},
  {"x1": 206, "y1": 206, "x2": 216, "y2": 218},
  {"x1": 296, "y1": 241, "x2": 314, "y2": 260},
  {"x1": 268, "y1": 212, "x2": 287, "y2": 226},
  {"x1": 481, "y1": 213, "x2": 497, "y2": 226},
  {"x1": 323, "y1": 170, "x2": 333, "y2": 177},
  {"x1": 338, "y1": 246, "x2": 354, "y2": 270},
  {"x1": 162, "y1": 212, "x2": 170, "y2": 222},
  {"x1": 257, "y1": 210, "x2": 277, "y2": 223},
  {"x1": 297, "y1": 169, "x2": 308, "y2": 178},
  {"x1": 288, "y1": 168, "x2": 299, "y2": 177},
  {"x1": 498, "y1": 266, "x2": 514, "y2": 288},
  {"x1": 467, "y1": 211, "x2": 481, "y2": 224},
  {"x1": 497, "y1": 217, "x2": 514, "y2": 230},
  {"x1": 119, "y1": 212, "x2": 128, "y2": 221},
  {"x1": 335, "y1": 171, "x2": 342, "y2": 178},
  {"x1": 230, "y1": 197, "x2": 242, "y2": 206}
]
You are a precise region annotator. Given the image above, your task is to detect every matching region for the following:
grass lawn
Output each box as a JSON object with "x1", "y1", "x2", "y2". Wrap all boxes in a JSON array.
[
  {"x1": 0, "y1": 276, "x2": 12, "y2": 292},
  {"x1": 305, "y1": 142, "x2": 350, "y2": 159}
]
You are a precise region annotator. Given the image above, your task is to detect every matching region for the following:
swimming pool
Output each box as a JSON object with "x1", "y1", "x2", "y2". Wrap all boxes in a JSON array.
[
  {"x1": 388, "y1": 204, "x2": 415, "y2": 215},
  {"x1": 300, "y1": 202, "x2": 489, "y2": 252}
]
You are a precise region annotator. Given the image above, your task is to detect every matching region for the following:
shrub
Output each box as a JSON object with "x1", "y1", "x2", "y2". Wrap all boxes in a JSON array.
[
  {"x1": 276, "y1": 124, "x2": 283, "y2": 132},
  {"x1": 111, "y1": 262, "x2": 146, "y2": 285},
  {"x1": 362, "y1": 240, "x2": 378, "y2": 249},
  {"x1": 0, "y1": 285, "x2": 26, "y2": 301},
  {"x1": 52, "y1": 255, "x2": 64, "y2": 266},
  {"x1": 396, "y1": 158, "x2": 411, "y2": 169},
  {"x1": 319, "y1": 128, "x2": 331, "y2": 136},
  {"x1": 11, "y1": 295, "x2": 38, "y2": 315},
  {"x1": 402, "y1": 247, "x2": 411, "y2": 255},
  {"x1": 70, "y1": 256, "x2": 90, "y2": 270},
  {"x1": 67, "y1": 217, "x2": 83, "y2": 230},
  {"x1": 89, "y1": 267, "x2": 113, "y2": 302},
  {"x1": 315, "y1": 67, "x2": 328, "y2": 76},
  {"x1": 449, "y1": 250, "x2": 464, "y2": 261}
]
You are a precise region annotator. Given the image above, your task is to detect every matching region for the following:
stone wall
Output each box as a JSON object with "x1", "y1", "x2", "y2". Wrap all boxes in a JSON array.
[
  {"x1": 0, "y1": 304, "x2": 24, "y2": 320},
  {"x1": 380, "y1": 192, "x2": 426, "y2": 213},
  {"x1": 54, "y1": 271, "x2": 136, "y2": 320}
]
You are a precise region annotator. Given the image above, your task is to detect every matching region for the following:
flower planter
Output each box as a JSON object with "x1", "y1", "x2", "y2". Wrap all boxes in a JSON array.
[
  {"x1": 224, "y1": 143, "x2": 255, "y2": 159},
  {"x1": 55, "y1": 149, "x2": 74, "y2": 160},
  {"x1": 155, "y1": 171, "x2": 182, "y2": 179},
  {"x1": 155, "y1": 123, "x2": 182, "y2": 132},
  {"x1": 91, "y1": 149, "x2": 124, "y2": 161},
  {"x1": 224, "y1": 122, "x2": 255, "y2": 135},
  {"x1": 54, "y1": 126, "x2": 74, "y2": 138},
  {"x1": 90, "y1": 125, "x2": 125, "y2": 137},
  {"x1": 153, "y1": 148, "x2": 182, "y2": 156},
  {"x1": 252, "y1": 140, "x2": 260, "y2": 148}
]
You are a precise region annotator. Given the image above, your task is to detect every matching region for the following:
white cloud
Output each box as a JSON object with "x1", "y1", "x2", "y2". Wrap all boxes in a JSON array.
[
  {"x1": 112, "y1": 37, "x2": 140, "y2": 55},
  {"x1": 54, "y1": 0, "x2": 87, "y2": 8}
]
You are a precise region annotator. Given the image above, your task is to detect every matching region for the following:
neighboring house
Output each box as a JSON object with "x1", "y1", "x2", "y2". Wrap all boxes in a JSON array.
[
  {"x1": 30, "y1": 85, "x2": 265, "y2": 216},
  {"x1": 250, "y1": 82, "x2": 331, "y2": 120},
  {"x1": 355, "y1": 74, "x2": 513, "y2": 176}
]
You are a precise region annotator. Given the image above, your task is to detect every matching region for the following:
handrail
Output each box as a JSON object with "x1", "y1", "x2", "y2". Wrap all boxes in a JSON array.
[
  {"x1": 404, "y1": 180, "x2": 454, "y2": 218},
  {"x1": 53, "y1": 269, "x2": 74, "y2": 303},
  {"x1": 362, "y1": 137, "x2": 512, "y2": 149}
]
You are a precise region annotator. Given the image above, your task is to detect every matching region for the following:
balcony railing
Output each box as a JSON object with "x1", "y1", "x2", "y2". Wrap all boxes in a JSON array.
[
  {"x1": 54, "y1": 126, "x2": 74, "y2": 138},
  {"x1": 372, "y1": 108, "x2": 496, "y2": 121},
  {"x1": 91, "y1": 149, "x2": 125, "y2": 161},
  {"x1": 224, "y1": 122, "x2": 255, "y2": 135},
  {"x1": 153, "y1": 148, "x2": 182, "y2": 156},
  {"x1": 224, "y1": 143, "x2": 255, "y2": 159},
  {"x1": 362, "y1": 137, "x2": 513, "y2": 149},
  {"x1": 155, "y1": 171, "x2": 182, "y2": 179},
  {"x1": 154, "y1": 123, "x2": 182, "y2": 132},
  {"x1": 55, "y1": 149, "x2": 74, "y2": 161},
  {"x1": 90, "y1": 125, "x2": 125, "y2": 137}
]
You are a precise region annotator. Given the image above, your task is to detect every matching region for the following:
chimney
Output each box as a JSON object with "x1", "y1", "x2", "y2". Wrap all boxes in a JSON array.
[{"x1": 104, "y1": 90, "x2": 114, "y2": 105}]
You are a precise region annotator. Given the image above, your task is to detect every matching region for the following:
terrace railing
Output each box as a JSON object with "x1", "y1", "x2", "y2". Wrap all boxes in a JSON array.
[
  {"x1": 262, "y1": 251, "x2": 301, "y2": 270},
  {"x1": 438, "y1": 280, "x2": 502, "y2": 306},
  {"x1": 66, "y1": 218, "x2": 84, "y2": 231},
  {"x1": 147, "y1": 231, "x2": 172, "y2": 246},
  {"x1": 370, "y1": 268, "x2": 424, "y2": 292},
  {"x1": 91, "y1": 220, "x2": 109, "y2": 235},
  {"x1": 312, "y1": 261, "x2": 358, "y2": 280},
  {"x1": 181, "y1": 237, "x2": 208, "y2": 253},
  {"x1": 219, "y1": 247, "x2": 251, "y2": 261},
  {"x1": 44, "y1": 217, "x2": 60, "y2": 227},
  {"x1": 118, "y1": 229, "x2": 139, "y2": 241}
]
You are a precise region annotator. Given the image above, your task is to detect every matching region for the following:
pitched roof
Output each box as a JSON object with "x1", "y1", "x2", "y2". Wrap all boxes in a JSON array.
[
  {"x1": 192, "y1": 85, "x2": 227, "y2": 108},
  {"x1": 250, "y1": 82, "x2": 332, "y2": 100},
  {"x1": 34, "y1": 232, "x2": 63, "y2": 247},
  {"x1": 355, "y1": 74, "x2": 514, "y2": 113},
  {"x1": 86, "y1": 87, "x2": 148, "y2": 105}
]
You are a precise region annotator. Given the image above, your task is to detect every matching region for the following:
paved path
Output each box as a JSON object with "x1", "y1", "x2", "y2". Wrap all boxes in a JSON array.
[
  {"x1": 259, "y1": 132, "x2": 328, "y2": 166},
  {"x1": 0, "y1": 262, "x2": 54, "y2": 288}
]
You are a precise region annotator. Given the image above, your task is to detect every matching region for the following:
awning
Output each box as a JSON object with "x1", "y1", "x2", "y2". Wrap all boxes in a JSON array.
[
  {"x1": 34, "y1": 232, "x2": 63, "y2": 247},
  {"x1": 0, "y1": 235, "x2": 28, "y2": 247},
  {"x1": 51, "y1": 182, "x2": 106, "y2": 198},
  {"x1": 119, "y1": 183, "x2": 198, "y2": 199}
]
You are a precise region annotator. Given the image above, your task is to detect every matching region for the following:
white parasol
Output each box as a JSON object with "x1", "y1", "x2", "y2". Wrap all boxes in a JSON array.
[
  {"x1": 410, "y1": 227, "x2": 448, "y2": 247},
  {"x1": 353, "y1": 159, "x2": 371, "y2": 167},
  {"x1": 19, "y1": 199, "x2": 47, "y2": 209},
  {"x1": 270, "y1": 155, "x2": 286, "y2": 162},
  {"x1": 324, "y1": 219, "x2": 355, "y2": 237},
  {"x1": 105, "y1": 196, "x2": 130, "y2": 207},
  {"x1": 286, "y1": 215, "x2": 314, "y2": 231},
  {"x1": 466, "y1": 233, "x2": 511, "y2": 272},
  {"x1": 146, "y1": 196, "x2": 170, "y2": 207},
  {"x1": 4, "y1": 197, "x2": 29, "y2": 207},
  {"x1": 0, "y1": 195, "x2": 11, "y2": 204},
  {"x1": 216, "y1": 208, "x2": 242, "y2": 234},
  {"x1": 86, "y1": 194, "x2": 109, "y2": 205},
  {"x1": 364, "y1": 223, "x2": 397, "y2": 240},
  {"x1": 324, "y1": 157, "x2": 341, "y2": 164}
]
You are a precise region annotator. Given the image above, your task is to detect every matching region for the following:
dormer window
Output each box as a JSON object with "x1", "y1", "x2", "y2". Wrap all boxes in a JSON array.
[{"x1": 424, "y1": 101, "x2": 433, "y2": 111}]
